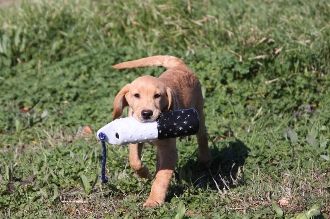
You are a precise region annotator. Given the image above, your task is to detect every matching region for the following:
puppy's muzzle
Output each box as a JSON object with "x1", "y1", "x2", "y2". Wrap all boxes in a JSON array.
[{"x1": 141, "y1": 110, "x2": 153, "y2": 120}]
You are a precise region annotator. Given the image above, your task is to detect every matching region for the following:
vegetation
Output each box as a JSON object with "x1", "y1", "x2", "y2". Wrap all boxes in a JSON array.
[{"x1": 0, "y1": 0, "x2": 329, "y2": 218}]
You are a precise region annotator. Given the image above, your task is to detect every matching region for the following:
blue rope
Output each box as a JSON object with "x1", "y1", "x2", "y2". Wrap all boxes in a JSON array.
[{"x1": 98, "y1": 132, "x2": 108, "y2": 183}]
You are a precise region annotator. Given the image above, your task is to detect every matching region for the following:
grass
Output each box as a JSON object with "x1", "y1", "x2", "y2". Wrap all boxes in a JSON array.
[{"x1": 0, "y1": 0, "x2": 329, "y2": 218}]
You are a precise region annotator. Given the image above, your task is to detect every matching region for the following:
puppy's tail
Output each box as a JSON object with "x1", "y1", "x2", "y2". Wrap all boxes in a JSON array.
[{"x1": 112, "y1": 55, "x2": 186, "y2": 70}]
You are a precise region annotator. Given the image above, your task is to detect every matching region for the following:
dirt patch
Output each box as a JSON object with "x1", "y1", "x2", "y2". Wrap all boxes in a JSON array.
[{"x1": 0, "y1": 0, "x2": 18, "y2": 7}]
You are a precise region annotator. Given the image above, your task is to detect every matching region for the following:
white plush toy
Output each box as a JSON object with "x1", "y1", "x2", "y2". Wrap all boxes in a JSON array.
[
  {"x1": 97, "y1": 108, "x2": 200, "y2": 183},
  {"x1": 97, "y1": 117, "x2": 158, "y2": 145},
  {"x1": 97, "y1": 108, "x2": 200, "y2": 145}
]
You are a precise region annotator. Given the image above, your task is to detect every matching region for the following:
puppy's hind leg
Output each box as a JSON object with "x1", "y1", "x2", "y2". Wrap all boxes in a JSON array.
[{"x1": 196, "y1": 110, "x2": 212, "y2": 167}]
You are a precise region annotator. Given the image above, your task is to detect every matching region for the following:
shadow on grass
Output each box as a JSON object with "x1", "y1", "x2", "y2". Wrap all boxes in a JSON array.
[{"x1": 167, "y1": 139, "x2": 250, "y2": 201}]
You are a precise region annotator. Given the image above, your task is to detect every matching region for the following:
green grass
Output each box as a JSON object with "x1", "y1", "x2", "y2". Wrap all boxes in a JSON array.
[{"x1": 0, "y1": 0, "x2": 329, "y2": 218}]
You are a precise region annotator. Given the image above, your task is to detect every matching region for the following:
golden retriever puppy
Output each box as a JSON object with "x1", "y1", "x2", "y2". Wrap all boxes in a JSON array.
[{"x1": 112, "y1": 55, "x2": 211, "y2": 207}]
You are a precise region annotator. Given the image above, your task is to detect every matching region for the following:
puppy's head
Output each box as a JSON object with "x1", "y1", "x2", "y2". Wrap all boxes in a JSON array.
[{"x1": 112, "y1": 76, "x2": 173, "y2": 122}]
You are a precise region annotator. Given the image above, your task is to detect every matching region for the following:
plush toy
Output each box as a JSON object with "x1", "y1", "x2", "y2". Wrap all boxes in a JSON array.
[{"x1": 97, "y1": 108, "x2": 200, "y2": 183}]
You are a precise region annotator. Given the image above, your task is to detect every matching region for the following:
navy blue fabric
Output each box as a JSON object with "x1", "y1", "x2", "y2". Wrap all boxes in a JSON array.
[
  {"x1": 100, "y1": 140, "x2": 108, "y2": 183},
  {"x1": 157, "y1": 108, "x2": 200, "y2": 139}
]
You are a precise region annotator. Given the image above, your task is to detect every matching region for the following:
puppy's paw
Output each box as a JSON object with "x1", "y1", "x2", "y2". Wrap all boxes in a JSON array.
[{"x1": 143, "y1": 198, "x2": 163, "y2": 208}]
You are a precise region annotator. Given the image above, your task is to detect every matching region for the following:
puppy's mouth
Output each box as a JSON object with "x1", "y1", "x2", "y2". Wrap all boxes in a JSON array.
[
  {"x1": 140, "y1": 118, "x2": 155, "y2": 123},
  {"x1": 140, "y1": 115, "x2": 160, "y2": 123},
  {"x1": 132, "y1": 112, "x2": 160, "y2": 123}
]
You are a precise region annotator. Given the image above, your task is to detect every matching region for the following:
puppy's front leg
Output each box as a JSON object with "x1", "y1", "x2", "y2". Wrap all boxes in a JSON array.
[
  {"x1": 129, "y1": 143, "x2": 151, "y2": 179},
  {"x1": 143, "y1": 139, "x2": 177, "y2": 207}
]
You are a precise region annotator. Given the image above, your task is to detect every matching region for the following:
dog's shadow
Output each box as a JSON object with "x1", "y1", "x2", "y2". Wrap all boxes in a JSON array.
[{"x1": 167, "y1": 139, "x2": 250, "y2": 200}]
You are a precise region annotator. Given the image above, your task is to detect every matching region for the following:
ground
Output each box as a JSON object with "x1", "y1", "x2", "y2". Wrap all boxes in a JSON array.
[{"x1": 0, "y1": 0, "x2": 329, "y2": 218}]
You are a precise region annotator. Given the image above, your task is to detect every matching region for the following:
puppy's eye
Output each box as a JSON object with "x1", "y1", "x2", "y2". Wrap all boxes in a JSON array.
[
  {"x1": 154, "y1": 93, "x2": 161, "y2": 99},
  {"x1": 133, "y1": 93, "x2": 140, "y2": 98}
]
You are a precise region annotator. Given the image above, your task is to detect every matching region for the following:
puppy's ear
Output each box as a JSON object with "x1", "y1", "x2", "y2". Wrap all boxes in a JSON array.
[
  {"x1": 166, "y1": 87, "x2": 174, "y2": 110},
  {"x1": 112, "y1": 84, "x2": 130, "y2": 119}
]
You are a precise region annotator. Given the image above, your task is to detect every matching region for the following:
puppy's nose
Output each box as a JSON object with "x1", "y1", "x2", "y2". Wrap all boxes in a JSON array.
[{"x1": 141, "y1": 110, "x2": 153, "y2": 120}]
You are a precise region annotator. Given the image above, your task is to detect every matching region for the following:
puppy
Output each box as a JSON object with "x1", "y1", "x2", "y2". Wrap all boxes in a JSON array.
[{"x1": 112, "y1": 55, "x2": 211, "y2": 207}]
